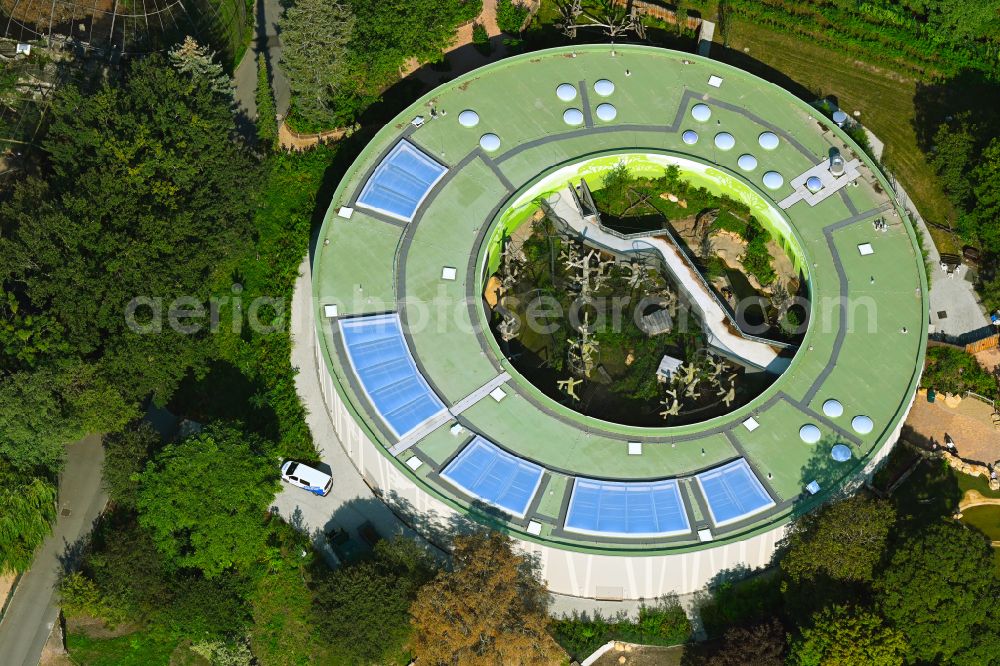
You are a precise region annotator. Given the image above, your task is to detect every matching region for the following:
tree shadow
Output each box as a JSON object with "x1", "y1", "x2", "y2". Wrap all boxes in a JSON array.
[
  {"x1": 167, "y1": 359, "x2": 278, "y2": 441},
  {"x1": 710, "y1": 41, "x2": 818, "y2": 104},
  {"x1": 911, "y1": 68, "x2": 1000, "y2": 152}
]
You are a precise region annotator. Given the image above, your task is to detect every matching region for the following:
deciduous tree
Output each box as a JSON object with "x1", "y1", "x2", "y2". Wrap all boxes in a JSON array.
[
  {"x1": 0, "y1": 464, "x2": 56, "y2": 573},
  {"x1": 137, "y1": 423, "x2": 277, "y2": 578},
  {"x1": 311, "y1": 536, "x2": 436, "y2": 663},
  {"x1": 0, "y1": 55, "x2": 258, "y2": 405},
  {"x1": 787, "y1": 605, "x2": 906, "y2": 666},
  {"x1": 875, "y1": 522, "x2": 995, "y2": 663},
  {"x1": 780, "y1": 494, "x2": 896, "y2": 584},
  {"x1": 409, "y1": 531, "x2": 564, "y2": 664}
]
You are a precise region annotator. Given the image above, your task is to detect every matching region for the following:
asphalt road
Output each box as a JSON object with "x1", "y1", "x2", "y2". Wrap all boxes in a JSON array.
[{"x1": 0, "y1": 435, "x2": 106, "y2": 666}]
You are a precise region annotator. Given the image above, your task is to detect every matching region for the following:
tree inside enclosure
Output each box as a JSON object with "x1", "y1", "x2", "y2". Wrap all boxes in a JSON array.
[{"x1": 496, "y1": 0, "x2": 530, "y2": 33}]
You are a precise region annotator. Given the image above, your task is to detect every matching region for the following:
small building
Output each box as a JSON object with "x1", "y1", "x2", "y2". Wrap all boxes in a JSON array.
[
  {"x1": 656, "y1": 355, "x2": 683, "y2": 382},
  {"x1": 641, "y1": 308, "x2": 673, "y2": 336}
]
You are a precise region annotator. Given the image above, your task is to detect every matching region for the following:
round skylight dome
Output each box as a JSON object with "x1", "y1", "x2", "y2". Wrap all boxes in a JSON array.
[
  {"x1": 479, "y1": 133, "x2": 501, "y2": 152},
  {"x1": 799, "y1": 424, "x2": 821, "y2": 444},
  {"x1": 831, "y1": 444, "x2": 852, "y2": 462},
  {"x1": 714, "y1": 132, "x2": 735, "y2": 151},
  {"x1": 556, "y1": 83, "x2": 577, "y2": 101},
  {"x1": 691, "y1": 104, "x2": 711, "y2": 122},
  {"x1": 738, "y1": 154, "x2": 757, "y2": 171},
  {"x1": 563, "y1": 108, "x2": 584, "y2": 126},
  {"x1": 758, "y1": 131, "x2": 780, "y2": 150},
  {"x1": 806, "y1": 176, "x2": 823, "y2": 192},
  {"x1": 458, "y1": 110, "x2": 480, "y2": 127},
  {"x1": 762, "y1": 171, "x2": 784, "y2": 190},
  {"x1": 682, "y1": 130, "x2": 699, "y2": 145},
  {"x1": 595, "y1": 103, "x2": 617, "y2": 121},
  {"x1": 594, "y1": 79, "x2": 615, "y2": 96},
  {"x1": 822, "y1": 399, "x2": 844, "y2": 418},
  {"x1": 852, "y1": 415, "x2": 874, "y2": 434}
]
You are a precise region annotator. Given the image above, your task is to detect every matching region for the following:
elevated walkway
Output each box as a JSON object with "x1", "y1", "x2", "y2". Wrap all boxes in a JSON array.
[{"x1": 544, "y1": 187, "x2": 789, "y2": 373}]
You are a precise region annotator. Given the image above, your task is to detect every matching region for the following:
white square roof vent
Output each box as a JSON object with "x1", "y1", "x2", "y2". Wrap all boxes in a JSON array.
[
  {"x1": 489, "y1": 387, "x2": 507, "y2": 402},
  {"x1": 698, "y1": 528, "x2": 714, "y2": 542},
  {"x1": 338, "y1": 206, "x2": 354, "y2": 219},
  {"x1": 858, "y1": 243, "x2": 874, "y2": 256},
  {"x1": 526, "y1": 520, "x2": 542, "y2": 536},
  {"x1": 450, "y1": 423, "x2": 465, "y2": 436},
  {"x1": 441, "y1": 266, "x2": 457, "y2": 281},
  {"x1": 405, "y1": 456, "x2": 423, "y2": 471},
  {"x1": 806, "y1": 480, "x2": 821, "y2": 494},
  {"x1": 628, "y1": 441, "x2": 642, "y2": 456},
  {"x1": 708, "y1": 75, "x2": 723, "y2": 88},
  {"x1": 743, "y1": 417, "x2": 760, "y2": 432},
  {"x1": 411, "y1": 115, "x2": 425, "y2": 127},
  {"x1": 323, "y1": 304, "x2": 339, "y2": 318}
]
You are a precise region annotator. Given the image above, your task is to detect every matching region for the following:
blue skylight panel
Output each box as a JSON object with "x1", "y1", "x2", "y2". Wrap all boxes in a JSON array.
[
  {"x1": 355, "y1": 140, "x2": 447, "y2": 221},
  {"x1": 339, "y1": 314, "x2": 446, "y2": 438},
  {"x1": 565, "y1": 479, "x2": 690, "y2": 537},
  {"x1": 696, "y1": 459, "x2": 775, "y2": 527},
  {"x1": 441, "y1": 437, "x2": 544, "y2": 518}
]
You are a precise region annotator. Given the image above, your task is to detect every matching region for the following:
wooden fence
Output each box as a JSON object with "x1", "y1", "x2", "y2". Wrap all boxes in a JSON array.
[
  {"x1": 967, "y1": 333, "x2": 999, "y2": 354},
  {"x1": 611, "y1": 0, "x2": 702, "y2": 30}
]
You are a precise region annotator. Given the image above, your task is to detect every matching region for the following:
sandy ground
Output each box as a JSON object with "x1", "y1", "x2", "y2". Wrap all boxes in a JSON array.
[
  {"x1": 905, "y1": 393, "x2": 1000, "y2": 465},
  {"x1": 0, "y1": 572, "x2": 15, "y2": 614},
  {"x1": 976, "y1": 348, "x2": 1000, "y2": 373},
  {"x1": 38, "y1": 620, "x2": 71, "y2": 666}
]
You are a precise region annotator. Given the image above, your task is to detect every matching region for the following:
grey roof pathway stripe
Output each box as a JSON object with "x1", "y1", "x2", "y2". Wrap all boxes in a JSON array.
[
  {"x1": 494, "y1": 123, "x2": 674, "y2": 164},
  {"x1": 359, "y1": 209, "x2": 408, "y2": 228},
  {"x1": 448, "y1": 372, "x2": 512, "y2": 415},
  {"x1": 722, "y1": 429, "x2": 781, "y2": 501},
  {"x1": 477, "y1": 150, "x2": 516, "y2": 192},
  {"x1": 668, "y1": 89, "x2": 698, "y2": 132},
  {"x1": 578, "y1": 80, "x2": 594, "y2": 128},
  {"x1": 681, "y1": 480, "x2": 702, "y2": 531},
  {"x1": 780, "y1": 392, "x2": 862, "y2": 447},
  {"x1": 802, "y1": 205, "x2": 892, "y2": 405},
  {"x1": 705, "y1": 95, "x2": 816, "y2": 160},
  {"x1": 524, "y1": 473, "x2": 552, "y2": 522},
  {"x1": 839, "y1": 187, "x2": 859, "y2": 216},
  {"x1": 389, "y1": 410, "x2": 453, "y2": 456}
]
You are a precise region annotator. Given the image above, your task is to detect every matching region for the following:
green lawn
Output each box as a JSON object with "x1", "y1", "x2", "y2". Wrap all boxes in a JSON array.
[
  {"x1": 66, "y1": 632, "x2": 183, "y2": 666},
  {"x1": 715, "y1": 18, "x2": 962, "y2": 253}
]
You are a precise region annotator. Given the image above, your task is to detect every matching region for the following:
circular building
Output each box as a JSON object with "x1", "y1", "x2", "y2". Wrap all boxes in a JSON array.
[{"x1": 310, "y1": 45, "x2": 927, "y2": 599}]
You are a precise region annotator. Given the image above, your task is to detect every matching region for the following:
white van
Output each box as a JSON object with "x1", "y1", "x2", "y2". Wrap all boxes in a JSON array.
[{"x1": 281, "y1": 461, "x2": 333, "y2": 497}]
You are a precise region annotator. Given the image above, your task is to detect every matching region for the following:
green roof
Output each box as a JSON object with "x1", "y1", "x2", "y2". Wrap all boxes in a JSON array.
[{"x1": 312, "y1": 45, "x2": 927, "y2": 554}]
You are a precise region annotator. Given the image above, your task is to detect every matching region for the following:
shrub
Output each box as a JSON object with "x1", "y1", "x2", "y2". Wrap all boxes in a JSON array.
[
  {"x1": 699, "y1": 573, "x2": 782, "y2": 638},
  {"x1": 551, "y1": 596, "x2": 690, "y2": 659},
  {"x1": 922, "y1": 346, "x2": 997, "y2": 397},
  {"x1": 472, "y1": 22, "x2": 490, "y2": 53},
  {"x1": 496, "y1": 0, "x2": 529, "y2": 33},
  {"x1": 60, "y1": 572, "x2": 126, "y2": 625}
]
